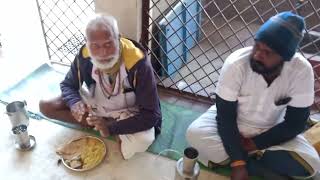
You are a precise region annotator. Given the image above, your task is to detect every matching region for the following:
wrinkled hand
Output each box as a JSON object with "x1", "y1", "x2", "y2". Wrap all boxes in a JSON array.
[
  {"x1": 231, "y1": 165, "x2": 249, "y2": 180},
  {"x1": 240, "y1": 135, "x2": 257, "y2": 152},
  {"x1": 71, "y1": 101, "x2": 88, "y2": 122},
  {"x1": 86, "y1": 114, "x2": 111, "y2": 137}
]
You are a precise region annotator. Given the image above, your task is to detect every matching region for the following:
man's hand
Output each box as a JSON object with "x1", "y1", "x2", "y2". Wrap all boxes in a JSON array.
[
  {"x1": 86, "y1": 114, "x2": 112, "y2": 137},
  {"x1": 240, "y1": 135, "x2": 257, "y2": 152},
  {"x1": 231, "y1": 165, "x2": 249, "y2": 180},
  {"x1": 71, "y1": 101, "x2": 88, "y2": 122}
]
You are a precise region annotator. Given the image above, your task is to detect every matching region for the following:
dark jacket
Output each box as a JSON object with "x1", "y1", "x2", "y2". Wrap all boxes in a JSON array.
[{"x1": 60, "y1": 38, "x2": 162, "y2": 135}]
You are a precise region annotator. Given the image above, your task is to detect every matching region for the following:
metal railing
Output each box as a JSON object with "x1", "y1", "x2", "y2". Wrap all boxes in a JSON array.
[
  {"x1": 36, "y1": 0, "x2": 95, "y2": 65},
  {"x1": 36, "y1": 0, "x2": 320, "y2": 110},
  {"x1": 141, "y1": 0, "x2": 320, "y2": 109}
]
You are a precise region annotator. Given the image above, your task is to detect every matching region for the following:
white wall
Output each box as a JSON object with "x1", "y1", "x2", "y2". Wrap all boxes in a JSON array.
[
  {"x1": 95, "y1": 0, "x2": 142, "y2": 41},
  {"x1": 94, "y1": 0, "x2": 178, "y2": 42},
  {"x1": 0, "y1": 0, "x2": 49, "y2": 91},
  {"x1": 0, "y1": 0, "x2": 48, "y2": 62}
]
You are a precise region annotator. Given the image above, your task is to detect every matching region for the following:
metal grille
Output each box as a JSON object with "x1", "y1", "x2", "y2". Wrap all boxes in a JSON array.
[
  {"x1": 142, "y1": 0, "x2": 320, "y2": 105},
  {"x1": 36, "y1": 0, "x2": 320, "y2": 110},
  {"x1": 36, "y1": 0, "x2": 95, "y2": 65}
]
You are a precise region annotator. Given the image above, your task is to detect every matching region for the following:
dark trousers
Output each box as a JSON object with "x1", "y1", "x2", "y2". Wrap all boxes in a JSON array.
[{"x1": 247, "y1": 150, "x2": 311, "y2": 179}]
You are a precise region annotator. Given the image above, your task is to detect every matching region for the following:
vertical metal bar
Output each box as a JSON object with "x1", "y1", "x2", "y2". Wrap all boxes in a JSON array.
[{"x1": 141, "y1": 0, "x2": 150, "y2": 49}]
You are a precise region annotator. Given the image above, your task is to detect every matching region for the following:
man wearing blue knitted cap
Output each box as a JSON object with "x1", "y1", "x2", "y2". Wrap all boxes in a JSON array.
[{"x1": 186, "y1": 12, "x2": 320, "y2": 179}]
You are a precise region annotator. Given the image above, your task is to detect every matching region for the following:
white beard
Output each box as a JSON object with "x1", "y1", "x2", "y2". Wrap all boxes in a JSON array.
[
  {"x1": 91, "y1": 55, "x2": 119, "y2": 70},
  {"x1": 87, "y1": 40, "x2": 121, "y2": 70}
]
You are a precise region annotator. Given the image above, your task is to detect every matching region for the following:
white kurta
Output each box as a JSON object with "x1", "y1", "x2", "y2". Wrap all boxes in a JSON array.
[
  {"x1": 80, "y1": 63, "x2": 155, "y2": 160},
  {"x1": 187, "y1": 47, "x2": 320, "y2": 177}
]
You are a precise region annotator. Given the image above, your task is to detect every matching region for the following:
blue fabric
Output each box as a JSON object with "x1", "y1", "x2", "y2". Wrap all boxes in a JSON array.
[
  {"x1": 247, "y1": 150, "x2": 310, "y2": 178},
  {"x1": 254, "y1": 11, "x2": 305, "y2": 61}
]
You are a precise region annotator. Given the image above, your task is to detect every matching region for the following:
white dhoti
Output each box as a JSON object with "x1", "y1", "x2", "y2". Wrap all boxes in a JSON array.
[
  {"x1": 118, "y1": 124, "x2": 155, "y2": 159},
  {"x1": 106, "y1": 109, "x2": 155, "y2": 160},
  {"x1": 186, "y1": 105, "x2": 320, "y2": 177}
]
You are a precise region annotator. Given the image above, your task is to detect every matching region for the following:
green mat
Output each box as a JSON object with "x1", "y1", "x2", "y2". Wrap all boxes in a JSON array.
[
  {"x1": 0, "y1": 63, "x2": 244, "y2": 178},
  {"x1": 0, "y1": 64, "x2": 202, "y2": 155},
  {"x1": 0, "y1": 64, "x2": 204, "y2": 157},
  {"x1": 149, "y1": 101, "x2": 202, "y2": 159}
]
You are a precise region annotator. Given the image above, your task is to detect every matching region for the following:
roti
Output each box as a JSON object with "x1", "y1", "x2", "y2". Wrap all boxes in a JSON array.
[{"x1": 56, "y1": 136, "x2": 107, "y2": 171}]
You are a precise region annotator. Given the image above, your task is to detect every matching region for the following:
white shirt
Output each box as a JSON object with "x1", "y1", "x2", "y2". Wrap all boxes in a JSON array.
[
  {"x1": 80, "y1": 63, "x2": 137, "y2": 119},
  {"x1": 215, "y1": 47, "x2": 314, "y2": 129}
]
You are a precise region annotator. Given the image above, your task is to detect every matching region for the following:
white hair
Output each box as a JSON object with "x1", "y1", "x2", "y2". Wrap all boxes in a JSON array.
[
  {"x1": 85, "y1": 14, "x2": 121, "y2": 70},
  {"x1": 85, "y1": 14, "x2": 120, "y2": 41}
]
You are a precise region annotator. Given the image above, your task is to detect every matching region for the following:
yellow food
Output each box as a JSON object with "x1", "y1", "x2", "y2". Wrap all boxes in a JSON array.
[
  {"x1": 56, "y1": 136, "x2": 106, "y2": 170},
  {"x1": 81, "y1": 139, "x2": 105, "y2": 169}
]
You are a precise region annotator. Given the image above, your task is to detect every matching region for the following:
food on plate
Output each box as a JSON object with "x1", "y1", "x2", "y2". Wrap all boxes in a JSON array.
[{"x1": 56, "y1": 136, "x2": 106, "y2": 170}]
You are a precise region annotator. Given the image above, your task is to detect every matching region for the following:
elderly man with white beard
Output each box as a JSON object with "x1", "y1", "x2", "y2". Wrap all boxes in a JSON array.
[{"x1": 39, "y1": 14, "x2": 162, "y2": 159}]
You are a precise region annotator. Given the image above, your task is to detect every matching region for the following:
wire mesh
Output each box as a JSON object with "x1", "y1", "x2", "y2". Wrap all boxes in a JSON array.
[
  {"x1": 36, "y1": 0, "x2": 95, "y2": 65},
  {"x1": 143, "y1": 0, "x2": 320, "y2": 110},
  {"x1": 36, "y1": 0, "x2": 320, "y2": 111}
]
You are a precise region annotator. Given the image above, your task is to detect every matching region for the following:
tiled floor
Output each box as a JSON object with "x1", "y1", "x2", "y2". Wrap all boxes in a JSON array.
[
  {"x1": 158, "y1": 87, "x2": 213, "y2": 113},
  {"x1": 0, "y1": 102, "x2": 228, "y2": 180}
]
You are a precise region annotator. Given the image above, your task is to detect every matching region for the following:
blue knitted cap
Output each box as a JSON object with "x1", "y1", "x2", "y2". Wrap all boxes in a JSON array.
[{"x1": 254, "y1": 11, "x2": 305, "y2": 61}]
